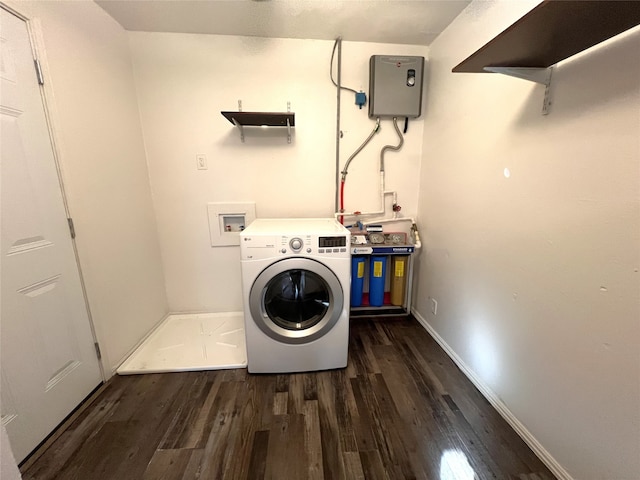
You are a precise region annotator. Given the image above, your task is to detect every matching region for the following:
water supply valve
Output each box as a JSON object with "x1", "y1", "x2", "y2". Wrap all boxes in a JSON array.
[{"x1": 393, "y1": 204, "x2": 402, "y2": 213}]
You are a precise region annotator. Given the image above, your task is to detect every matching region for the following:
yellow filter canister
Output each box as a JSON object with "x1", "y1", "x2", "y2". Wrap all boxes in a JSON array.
[{"x1": 390, "y1": 256, "x2": 408, "y2": 306}]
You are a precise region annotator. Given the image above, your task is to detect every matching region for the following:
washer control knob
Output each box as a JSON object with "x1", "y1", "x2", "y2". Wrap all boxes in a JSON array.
[{"x1": 289, "y1": 238, "x2": 303, "y2": 251}]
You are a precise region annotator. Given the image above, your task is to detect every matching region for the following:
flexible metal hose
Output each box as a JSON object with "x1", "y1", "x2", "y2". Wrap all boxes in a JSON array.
[
  {"x1": 340, "y1": 118, "x2": 381, "y2": 181},
  {"x1": 380, "y1": 117, "x2": 404, "y2": 172}
]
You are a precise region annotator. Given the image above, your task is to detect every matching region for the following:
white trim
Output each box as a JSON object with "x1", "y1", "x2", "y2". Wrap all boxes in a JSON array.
[
  {"x1": 0, "y1": 1, "x2": 31, "y2": 20},
  {"x1": 411, "y1": 309, "x2": 573, "y2": 480}
]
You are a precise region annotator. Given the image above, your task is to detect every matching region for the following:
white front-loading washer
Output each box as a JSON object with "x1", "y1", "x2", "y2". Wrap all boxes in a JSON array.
[{"x1": 240, "y1": 218, "x2": 351, "y2": 373}]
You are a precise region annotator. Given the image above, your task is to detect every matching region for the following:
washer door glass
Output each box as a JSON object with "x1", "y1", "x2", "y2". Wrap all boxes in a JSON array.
[
  {"x1": 249, "y1": 258, "x2": 344, "y2": 344},
  {"x1": 264, "y1": 269, "x2": 329, "y2": 330}
]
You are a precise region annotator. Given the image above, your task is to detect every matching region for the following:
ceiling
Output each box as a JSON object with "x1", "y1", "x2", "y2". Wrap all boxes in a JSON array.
[{"x1": 95, "y1": 0, "x2": 471, "y2": 46}]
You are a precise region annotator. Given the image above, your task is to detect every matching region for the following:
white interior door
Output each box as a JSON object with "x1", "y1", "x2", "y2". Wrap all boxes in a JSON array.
[{"x1": 1, "y1": 7, "x2": 102, "y2": 463}]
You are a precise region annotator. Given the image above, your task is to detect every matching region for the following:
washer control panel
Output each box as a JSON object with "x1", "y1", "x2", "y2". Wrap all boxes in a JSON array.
[
  {"x1": 240, "y1": 219, "x2": 351, "y2": 260},
  {"x1": 243, "y1": 234, "x2": 351, "y2": 258},
  {"x1": 277, "y1": 234, "x2": 349, "y2": 256}
]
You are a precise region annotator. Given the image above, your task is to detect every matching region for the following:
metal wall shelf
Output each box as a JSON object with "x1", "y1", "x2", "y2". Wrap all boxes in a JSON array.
[
  {"x1": 453, "y1": 0, "x2": 640, "y2": 114},
  {"x1": 221, "y1": 103, "x2": 295, "y2": 143}
]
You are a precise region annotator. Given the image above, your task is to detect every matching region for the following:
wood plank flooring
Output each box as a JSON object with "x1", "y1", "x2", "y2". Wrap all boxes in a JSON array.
[{"x1": 21, "y1": 316, "x2": 556, "y2": 480}]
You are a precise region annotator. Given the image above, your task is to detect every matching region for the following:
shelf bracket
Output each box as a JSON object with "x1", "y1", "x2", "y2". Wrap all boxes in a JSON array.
[
  {"x1": 231, "y1": 117, "x2": 245, "y2": 143},
  {"x1": 483, "y1": 66, "x2": 554, "y2": 115}
]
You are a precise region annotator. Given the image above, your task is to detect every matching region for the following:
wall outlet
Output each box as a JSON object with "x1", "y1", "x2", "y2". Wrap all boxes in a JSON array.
[
  {"x1": 196, "y1": 154, "x2": 207, "y2": 170},
  {"x1": 430, "y1": 298, "x2": 438, "y2": 316}
]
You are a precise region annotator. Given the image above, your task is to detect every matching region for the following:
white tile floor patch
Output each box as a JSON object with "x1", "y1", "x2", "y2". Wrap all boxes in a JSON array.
[{"x1": 117, "y1": 312, "x2": 247, "y2": 375}]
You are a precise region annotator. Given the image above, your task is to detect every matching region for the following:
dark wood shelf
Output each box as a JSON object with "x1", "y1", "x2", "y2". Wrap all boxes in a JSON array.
[
  {"x1": 453, "y1": 0, "x2": 640, "y2": 73},
  {"x1": 220, "y1": 111, "x2": 295, "y2": 127},
  {"x1": 221, "y1": 111, "x2": 295, "y2": 143}
]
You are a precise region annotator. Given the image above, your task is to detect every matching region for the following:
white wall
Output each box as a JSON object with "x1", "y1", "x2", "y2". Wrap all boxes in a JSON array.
[
  {"x1": 128, "y1": 33, "x2": 428, "y2": 312},
  {"x1": 16, "y1": 1, "x2": 169, "y2": 373},
  {"x1": 414, "y1": 1, "x2": 640, "y2": 478}
]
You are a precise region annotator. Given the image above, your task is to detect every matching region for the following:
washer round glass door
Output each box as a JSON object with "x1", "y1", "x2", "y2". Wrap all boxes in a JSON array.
[{"x1": 249, "y1": 257, "x2": 344, "y2": 344}]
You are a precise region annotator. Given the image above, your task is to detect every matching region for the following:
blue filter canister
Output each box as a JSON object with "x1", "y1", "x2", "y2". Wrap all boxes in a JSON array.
[
  {"x1": 351, "y1": 256, "x2": 366, "y2": 307},
  {"x1": 369, "y1": 256, "x2": 387, "y2": 307}
]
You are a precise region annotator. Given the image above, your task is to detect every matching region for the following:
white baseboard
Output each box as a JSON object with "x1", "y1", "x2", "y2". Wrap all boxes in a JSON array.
[{"x1": 411, "y1": 309, "x2": 573, "y2": 480}]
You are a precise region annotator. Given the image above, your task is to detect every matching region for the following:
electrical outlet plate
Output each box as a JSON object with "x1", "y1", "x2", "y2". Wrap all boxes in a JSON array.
[
  {"x1": 196, "y1": 154, "x2": 207, "y2": 170},
  {"x1": 207, "y1": 202, "x2": 256, "y2": 247},
  {"x1": 431, "y1": 298, "x2": 438, "y2": 315}
]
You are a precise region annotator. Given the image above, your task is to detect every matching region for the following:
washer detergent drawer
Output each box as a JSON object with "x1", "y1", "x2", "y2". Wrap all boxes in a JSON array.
[{"x1": 248, "y1": 257, "x2": 344, "y2": 344}]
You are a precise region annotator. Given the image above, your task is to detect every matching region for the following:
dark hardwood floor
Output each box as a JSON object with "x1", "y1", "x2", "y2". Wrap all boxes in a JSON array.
[{"x1": 22, "y1": 316, "x2": 556, "y2": 480}]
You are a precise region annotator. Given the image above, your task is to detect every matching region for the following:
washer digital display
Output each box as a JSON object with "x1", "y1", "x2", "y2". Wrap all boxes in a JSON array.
[{"x1": 318, "y1": 236, "x2": 347, "y2": 248}]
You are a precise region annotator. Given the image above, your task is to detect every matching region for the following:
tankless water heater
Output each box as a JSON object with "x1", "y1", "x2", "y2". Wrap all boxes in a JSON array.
[{"x1": 369, "y1": 55, "x2": 425, "y2": 118}]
